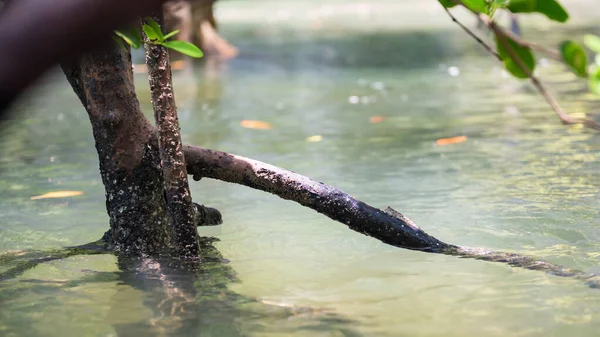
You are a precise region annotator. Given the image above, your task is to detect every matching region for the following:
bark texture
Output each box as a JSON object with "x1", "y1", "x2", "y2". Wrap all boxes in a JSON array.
[
  {"x1": 62, "y1": 46, "x2": 173, "y2": 256},
  {"x1": 183, "y1": 146, "x2": 452, "y2": 252},
  {"x1": 182, "y1": 145, "x2": 600, "y2": 286},
  {"x1": 145, "y1": 15, "x2": 201, "y2": 258}
]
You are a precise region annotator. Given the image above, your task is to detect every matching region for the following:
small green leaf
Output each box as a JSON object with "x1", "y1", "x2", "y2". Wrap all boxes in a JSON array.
[
  {"x1": 487, "y1": 0, "x2": 510, "y2": 16},
  {"x1": 495, "y1": 33, "x2": 536, "y2": 79},
  {"x1": 163, "y1": 30, "x2": 180, "y2": 40},
  {"x1": 142, "y1": 24, "x2": 159, "y2": 41},
  {"x1": 584, "y1": 34, "x2": 600, "y2": 54},
  {"x1": 114, "y1": 27, "x2": 142, "y2": 49},
  {"x1": 560, "y1": 40, "x2": 588, "y2": 77},
  {"x1": 146, "y1": 17, "x2": 165, "y2": 40},
  {"x1": 589, "y1": 66, "x2": 600, "y2": 94},
  {"x1": 462, "y1": 0, "x2": 487, "y2": 13},
  {"x1": 507, "y1": 0, "x2": 569, "y2": 23},
  {"x1": 491, "y1": 0, "x2": 510, "y2": 7},
  {"x1": 536, "y1": 0, "x2": 569, "y2": 22},
  {"x1": 438, "y1": 0, "x2": 457, "y2": 8},
  {"x1": 506, "y1": 0, "x2": 536, "y2": 12},
  {"x1": 112, "y1": 35, "x2": 128, "y2": 52},
  {"x1": 162, "y1": 40, "x2": 204, "y2": 58}
]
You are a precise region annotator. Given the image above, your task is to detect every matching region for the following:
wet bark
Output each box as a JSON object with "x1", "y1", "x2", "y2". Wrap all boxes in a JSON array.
[
  {"x1": 183, "y1": 145, "x2": 452, "y2": 252},
  {"x1": 61, "y1": 45, "x2": 173, "y2": 256},
  {"x1": 182, "y1": 145, "x2": 600, "y2": 286},
  {"x1": 145, "y1": 14, "x2": 201, "y2": 259}
]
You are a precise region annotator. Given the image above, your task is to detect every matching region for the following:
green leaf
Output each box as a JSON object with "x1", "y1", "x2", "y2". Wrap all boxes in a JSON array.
[
  {"x1": 536, "y1": 0, "x2": 569, "y2": 22},
  {"x1": 462, "y1": 0, "x2": 487, "y2": 13},
  {"x1": 589, "y1": 66, "x2": 600, "y2": 94},
  {"x1": 438, "y1": 0, "x2": 457, "y2": 8},
  {"x1": 506, "y1": 0, "x2": 536, "y2": 12},
  {"x1": 163, "y1": 30, "x2": 180, "y2": 41},
  {"x1": 584, "y1": 34, "x2": 600, "y2": 54},
  {"x1": 114, "y1": 27, "x2": 142, "y2": 49},
  {"x1": 495, "y1": 33, "x2": 536, "y2": 79},
  {"x1": 142, "y1": 24, "x2": 159, "y2": 41},
  {"x1": 487, "y1": 0, "x2": 510, "y2": 16},
  {"x1": 491, "y1": 0, "x2": 510, "y2": 7},
  {"x1": 507, "y1": 0, "x2": 569, "y2": 23},
  {"x1": 560, "y1": 40, "x2": 588, "y2": 77},
  {"x1": 112, "y1": 35, "x2": 128, "y2": 52},
  {"x1": 145, "y1": 17, "x2": 165, "y2": 40},
  {"x1": 162, "y1": 40, "x2": 204, "y2": 58}
]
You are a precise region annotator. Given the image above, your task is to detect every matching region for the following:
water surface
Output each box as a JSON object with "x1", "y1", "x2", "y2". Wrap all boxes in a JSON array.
[{"x1": 1, "y1": 1, "x2": 600, "y2": 336}]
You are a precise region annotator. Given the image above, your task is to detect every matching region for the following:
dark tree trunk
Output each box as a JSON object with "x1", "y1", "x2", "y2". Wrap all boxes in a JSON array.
[
  {"x1": 62, "y1": 45, "x2": 173, "y2": 256},
  {"x1": 52, "y1": 12, "x2": 598, "y2": 288},
  {"x1": 144, "y1": 13, "x2": 201, "y2": 259}
]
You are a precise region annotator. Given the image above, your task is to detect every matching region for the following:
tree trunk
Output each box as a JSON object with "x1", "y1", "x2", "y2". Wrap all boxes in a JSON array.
[
  {"x1": 54, "y1": 14, "x2": 598, "y2": 287},
  {"x1": 144, "y1": 13, "x2": 201, "y2": 259},
  {"x1": 62, "y1": 45, "x2": 174, "y2": 256}
]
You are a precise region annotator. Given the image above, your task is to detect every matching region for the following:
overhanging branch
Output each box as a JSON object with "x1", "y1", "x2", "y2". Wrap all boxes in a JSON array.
[
  {"x1": 443, "y1": 1, "x2": 600, "y2": 131},
  {"x1": 183, "y1": 145, "x2": 452, "y2": 253},
  {"x1": 183, "y1": 145, "x2": 600, "y2": 287}
]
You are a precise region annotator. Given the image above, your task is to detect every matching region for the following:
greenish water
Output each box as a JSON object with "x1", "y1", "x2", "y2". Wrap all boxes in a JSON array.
[{"x1": 2, "y1": 1, "x2": 600, "y2": 336}]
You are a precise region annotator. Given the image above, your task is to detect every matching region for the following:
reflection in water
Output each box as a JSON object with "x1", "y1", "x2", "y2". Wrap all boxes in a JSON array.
[
  {"x1": 0, "y1": 240, "x2": 361, "y2": 337},
  {"x1": 110, "y1": 240, "x2": 362, "y2": 337}
]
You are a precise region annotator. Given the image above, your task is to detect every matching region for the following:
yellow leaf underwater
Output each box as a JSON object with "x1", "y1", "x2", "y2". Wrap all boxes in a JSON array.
[
  {"x1": 31, "y1": 191, "x2": 84, "y2": 200},
  {"x1": 306, "y1": 135, "x2": 323, "y2": 142},
  {"x1": 435, "y1": 136, "x2": 467, "y2": 146},
  {"x1": 240, "y1": 120, "x2": 272, "y2": 130},
  {"x1": 369, "y1": 116, "x2": 385, "y2": 123}
]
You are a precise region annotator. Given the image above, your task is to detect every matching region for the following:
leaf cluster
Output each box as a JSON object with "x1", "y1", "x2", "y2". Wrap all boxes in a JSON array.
[
  {"x1": 114, "y1": 18, "x2": 203, "y2": 58},
  {"x1": 440, "y1": 0, "x2": 600, "y2": 95}
]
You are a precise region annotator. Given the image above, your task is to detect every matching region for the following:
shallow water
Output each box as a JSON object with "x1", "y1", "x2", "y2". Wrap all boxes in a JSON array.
[{"x1": 2, "y1": 1, "x2": 600, "y2": 336}]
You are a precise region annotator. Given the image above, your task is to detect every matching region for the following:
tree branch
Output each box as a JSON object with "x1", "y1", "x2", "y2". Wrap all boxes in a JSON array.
[
  {"x1": 443, "y1": 1, "x2": 600, "y2": 131},
  {"x1": 477, "y1": 14, "x2": 562, "y2": 62},
  {"x1": 442, "y1": 6, "x2": 501, "y2": 61},
  {"x1": 0, "y1": 241, "x2": 109, "y2": 282},
  {"x1": 183, "y1": 145, "x2": 451, "y2": 252},
  {"x1": 144, "y1": 13, "x2": 201, "y2": 258},
  {"x1": 484, "y1": 15, "x2": 600, "y2": 131},
  {"x1": 183, "y1": 145, "x2": 600, "y2": 287}
]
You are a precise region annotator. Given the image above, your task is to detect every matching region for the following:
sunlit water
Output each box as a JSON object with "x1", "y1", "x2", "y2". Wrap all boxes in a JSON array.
[{"x1": 1, "y1": 1, "x2": 600, "y2": 336}]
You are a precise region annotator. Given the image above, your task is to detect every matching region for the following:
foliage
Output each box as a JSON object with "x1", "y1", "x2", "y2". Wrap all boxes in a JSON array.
[
  {"x1": 584, "y1": 35, "x2": 600, "y2": 94},
  {"x1": 439, "y1": 0, "x2": 600, "y2": 96},
  {"x1": 114, "y1": 18, "x2": 203, "y2": 58},
  {"x1": 495, "y1": 33, "x2": 535, "y2": 78},
  {"x1": 560, "y1": 40, "x2": 587, "y2": 78}
]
